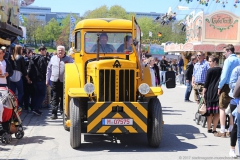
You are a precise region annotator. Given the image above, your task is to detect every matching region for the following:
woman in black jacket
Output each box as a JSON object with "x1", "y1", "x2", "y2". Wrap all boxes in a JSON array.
[{"x1": 10, "y1": 45, "x2": 31, "y2": 107}]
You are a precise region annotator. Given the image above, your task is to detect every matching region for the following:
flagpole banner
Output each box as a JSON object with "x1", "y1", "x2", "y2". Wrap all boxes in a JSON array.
[
  {"x1": 149, "y1": 31, "x2": 152, "y2": 37},
  {"x1": 69, "y1": 15, "x2": 76, "y2": 42}
]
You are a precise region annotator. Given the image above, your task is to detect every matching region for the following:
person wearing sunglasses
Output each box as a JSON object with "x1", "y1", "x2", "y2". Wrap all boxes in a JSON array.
[
  {"x1": 192, "y1": 51, "x2": 210, "y2": 104},
  {"x1": 214, "y1": 44, "x2": 240, "y2": 138}
]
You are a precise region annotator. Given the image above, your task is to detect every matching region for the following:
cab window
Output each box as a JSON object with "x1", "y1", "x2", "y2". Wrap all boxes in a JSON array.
[
  {"x1": 75, "y1": 31, "x2": 81, "y2": 52},
  {"x1": 85, "y1": 32, "x2": 132, "y2": 54}
]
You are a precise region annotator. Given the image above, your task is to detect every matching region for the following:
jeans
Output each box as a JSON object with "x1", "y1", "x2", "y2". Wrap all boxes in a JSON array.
[
  {"x1": 33, "y1": 81, "x2": 46, "y2": 111},
  {"x1": 23, "y1": 78, "x2": 34, "y2": 110},
  {"x1": 237, "y1": 111, "x2": 240, "y2": 154},
  {"x1": 10, "y1": 77, "x2": 24, "y2": 106},
  {"x1": 51, "y1": 80, "x2": 63, "y2": 115},
  {"x1": 160, "y1": 71, "x2": 166, "y2": 84},
  {"x1": 184, "y1": 81, "x2": 192, "y2": 100}
]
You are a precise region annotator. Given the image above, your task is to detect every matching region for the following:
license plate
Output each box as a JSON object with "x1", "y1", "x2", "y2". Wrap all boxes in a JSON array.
[{"x1": 102, "y1": 118, "x2": 133, "y2": 125}]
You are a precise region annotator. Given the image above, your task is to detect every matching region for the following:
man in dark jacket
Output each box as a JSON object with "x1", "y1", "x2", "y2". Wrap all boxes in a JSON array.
[
  {"x1": 28, "y1": 46, "x2": 48, "y2": 115},
  {"x1": 184, "y1": 55, "x2": 197, "y2": 102},
  {"x1": 160, "y1": 55, "x2": 168, "y2": 84}
]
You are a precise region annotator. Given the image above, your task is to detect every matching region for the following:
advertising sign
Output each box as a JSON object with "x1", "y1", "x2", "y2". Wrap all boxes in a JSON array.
[{"x1": 205, "y1": 12, "x2": 238, "y2": 40}]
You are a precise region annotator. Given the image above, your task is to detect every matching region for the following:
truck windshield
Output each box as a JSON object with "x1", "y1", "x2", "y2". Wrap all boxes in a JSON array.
[{"x1": 85, "y1": 32, "x2": 132, "y2": 54}]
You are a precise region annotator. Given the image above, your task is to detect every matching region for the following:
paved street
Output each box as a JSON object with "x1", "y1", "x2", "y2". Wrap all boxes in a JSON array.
[{"x1": 0, "y1": 85, "x2": 235, "y2": 160}]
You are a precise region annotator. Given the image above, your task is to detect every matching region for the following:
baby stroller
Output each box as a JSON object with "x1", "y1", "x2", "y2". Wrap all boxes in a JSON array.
[
  {"x1": 0, "y1": 87, "x2": 24, "y2": 144},
  {"x1": 195, "y1": 93, "x2": 207, "y2": 128}
]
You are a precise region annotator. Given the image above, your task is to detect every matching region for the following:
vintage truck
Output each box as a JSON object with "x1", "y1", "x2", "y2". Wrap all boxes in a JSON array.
[{"x1": 64, "y1": 17, "x2": 176, "y2": 149}]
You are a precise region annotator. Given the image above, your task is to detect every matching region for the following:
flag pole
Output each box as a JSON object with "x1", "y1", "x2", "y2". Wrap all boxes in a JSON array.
[{"x1": 69, "y1": 13, "x2": 72, "y2": 49}]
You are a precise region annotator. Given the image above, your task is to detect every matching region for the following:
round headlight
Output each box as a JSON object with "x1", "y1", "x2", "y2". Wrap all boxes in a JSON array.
[
  {"x1": 84, "y1": 83, "x2": 95, "y2": 94},
  {"x1": 138, "y1": 83, "x2": 150, "y2": 95}
]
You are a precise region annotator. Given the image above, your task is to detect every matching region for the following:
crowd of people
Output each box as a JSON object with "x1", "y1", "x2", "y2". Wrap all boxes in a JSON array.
[
  {"x1": 0, "y1": 44, "x2": 73, "y2": 119},
  {"x1": 2, "y1": 42, "x2": 240, "y2": 157},
  {"x1": 181, "y1": 44, "x2": 240, "y2": 158},
  {"x1": 144, "y1": 44, "x2": 240, "y2": 158}
]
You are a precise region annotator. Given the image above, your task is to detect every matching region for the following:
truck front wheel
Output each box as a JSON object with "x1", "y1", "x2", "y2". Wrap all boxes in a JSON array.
[
  {"x1": 70, "y1": 98, "x2": 81, "y2": 149},
  {"x1": 147, "y1": 97, "x2": 163, "y2": 148}
]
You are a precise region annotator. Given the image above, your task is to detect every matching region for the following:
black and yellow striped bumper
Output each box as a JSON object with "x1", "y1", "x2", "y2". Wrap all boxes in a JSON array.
[{"x1": 87, "y1": 102, "x2": 148, "y2": 133}]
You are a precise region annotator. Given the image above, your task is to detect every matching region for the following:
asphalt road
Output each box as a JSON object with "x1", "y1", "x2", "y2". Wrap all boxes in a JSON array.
[{"x1": 0, "y1": 85, "x2": 235, "y2": 160}]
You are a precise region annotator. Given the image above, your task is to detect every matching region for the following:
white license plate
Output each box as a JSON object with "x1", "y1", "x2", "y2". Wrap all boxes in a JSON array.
[{"x1": 102, "y1": 118, "x2": 133, "y2": 125}]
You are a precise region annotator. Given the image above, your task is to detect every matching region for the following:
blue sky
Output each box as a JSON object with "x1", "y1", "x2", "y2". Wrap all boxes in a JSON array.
[{"x1": 32, "y1": 0, "x2": 240, "y2": 19}]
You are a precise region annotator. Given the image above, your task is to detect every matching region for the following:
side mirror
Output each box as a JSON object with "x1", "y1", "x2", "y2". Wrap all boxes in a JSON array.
[
  {"x1": 165, "y1": 71, "x2": 176, "y2": 89},
  {"x1": 133, "y1": 39, "x2": 138, "y2": 46}
]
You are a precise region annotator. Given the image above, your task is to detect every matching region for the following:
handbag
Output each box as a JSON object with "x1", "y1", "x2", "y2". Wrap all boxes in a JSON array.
[
  {"x1": 198, "y1": 98, "x2": 206, "y2": 115},
  {"x1": 10, "y1": 70, "x2": 21, "y2": 82}
]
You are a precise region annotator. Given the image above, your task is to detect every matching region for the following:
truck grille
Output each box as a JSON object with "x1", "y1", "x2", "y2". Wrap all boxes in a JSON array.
[{"x1": 99, "y1": 69, "x2": 135, "y2": 102}]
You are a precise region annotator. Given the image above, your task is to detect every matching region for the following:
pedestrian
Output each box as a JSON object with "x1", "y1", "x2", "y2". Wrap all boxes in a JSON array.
[
  {"x1": 202, "y1": 56, "x2": 221, "y2": 134},
  {"x1": 9, "y1": 45, "x2": 31, "y2": 108},
  {"x1": 159, "y1": 55, "x2": 168, "y2": 84},
  {"x1": 178, "y1": 56, "x2": 184, "y2": 85},
  {"x1": 23, "y1": 50, "x2": 34, "y2": 111},
  {"x1": 192, "y1": 51, "x2": 210, "y2": 104},
  {"x1": 148, "y1": 57, "x2": 160, "y2": 87},
  {"x1": 228, "y1": 65, "x2": 240, "y2": 158},
  {"x1": 28, "y1": 46, "x2": 48, "y2": 116},
  {"x1": 232, "y1": 77, "x2": 240, "y2": 158},
  {"x1": 0, "y1": 49, "x2": 13, "y2": 87},
  {"x1": 46, "y1": 45, "x2": 74, "y2": 119},
  {"x1": 215, "y1": 44, "x2": 240, "y2": 138},
  {"x1": 184, "y1": 55, "x2": 197, "y2": 102}
]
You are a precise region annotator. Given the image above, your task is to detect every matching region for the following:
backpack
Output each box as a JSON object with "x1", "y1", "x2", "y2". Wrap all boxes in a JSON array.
[{"x1": 29, "y1": 55, "x2": 46, "y2": 81}]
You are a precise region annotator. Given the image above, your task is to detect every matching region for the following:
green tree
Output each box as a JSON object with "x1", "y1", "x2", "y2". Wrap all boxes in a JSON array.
[
  {"x1": 25, "y1": 14, "x2": 41, "y2": 46},
  {"x1": 44, "y1": 18, "x2": 61, "y2": 47}
]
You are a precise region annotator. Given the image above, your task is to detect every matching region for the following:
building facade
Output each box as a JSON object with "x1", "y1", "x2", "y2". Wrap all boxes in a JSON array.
[
  {"x1": 127, "y1": 12, "x2": 164, "y2": 20},
  {"x1": 20, "y1": 6, "x2": 80, "y2": 24}
]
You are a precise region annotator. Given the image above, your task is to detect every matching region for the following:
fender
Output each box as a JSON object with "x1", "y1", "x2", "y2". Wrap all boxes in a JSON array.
[{"x1": 64, "y1": 63, "x2": 81, "y2": 117}]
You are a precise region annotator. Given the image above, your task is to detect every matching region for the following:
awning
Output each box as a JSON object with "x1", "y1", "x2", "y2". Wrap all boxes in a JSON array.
[
  {"x1": 0, "y1": 38, "x2": 11, "y2": 46},
  {"x1": 0, "y1": 22, "x2": 23, "y2": 37},
  {"x1": 164, "y1": 43, "x2": 240, "y2": 53}
]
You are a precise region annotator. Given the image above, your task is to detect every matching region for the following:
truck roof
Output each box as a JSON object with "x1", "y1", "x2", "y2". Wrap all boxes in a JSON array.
[{"x1": 75, "y1": 18, "x2": 132, "y2": 30}]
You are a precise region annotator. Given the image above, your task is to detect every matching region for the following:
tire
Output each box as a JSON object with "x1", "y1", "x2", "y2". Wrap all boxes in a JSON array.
[
  {"x1": 200, "y1": 116, "x2": 207, "y2": 128},
  {"x1": 147, "y1": 97, "x2": 163, "y2": 148},
  {"x1": 70, "y1": 98, "x2": 81, "y2": 149},
  {"x1": 2, "y1": 133, "x2": 12, "y2": 144},
  {"x1": 195, "y1": 113, "x2": 201, "y2": 125},
  {"x1": 15, "y1": 126, "x2": 24, "y2": 139}
]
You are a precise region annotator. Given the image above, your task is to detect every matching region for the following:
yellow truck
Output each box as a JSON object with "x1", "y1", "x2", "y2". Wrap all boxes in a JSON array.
[{"x1": 64, "y1": 17, "x2": 176, "y2": 149}]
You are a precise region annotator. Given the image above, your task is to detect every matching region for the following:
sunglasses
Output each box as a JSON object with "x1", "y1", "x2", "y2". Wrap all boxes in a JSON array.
[{"x1": 197, "y1": 54, "x2": 202, "y2": 57}]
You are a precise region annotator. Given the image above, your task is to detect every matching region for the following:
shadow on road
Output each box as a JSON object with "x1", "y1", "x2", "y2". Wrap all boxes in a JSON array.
[
  {"x1": 162, "y1": 106, "x2": 185, "y2": 115},
  {"x1": 76, "y1": 124, "x2": 201, "y2": 152}
]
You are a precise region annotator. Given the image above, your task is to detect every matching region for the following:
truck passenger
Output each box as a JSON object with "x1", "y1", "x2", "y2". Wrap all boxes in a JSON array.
[{"x1": 90, "y1": 33, "x2": 116, "y2": 53}]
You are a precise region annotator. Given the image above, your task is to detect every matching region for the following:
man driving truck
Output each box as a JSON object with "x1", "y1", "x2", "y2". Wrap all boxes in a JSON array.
[{"x1": 90, "y1": 33, "x2": 116, "y2": 53}]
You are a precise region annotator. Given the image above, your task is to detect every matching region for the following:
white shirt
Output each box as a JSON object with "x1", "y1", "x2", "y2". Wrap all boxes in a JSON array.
[{"x1": 0, "y1": 60, "x2": 7, "y2": 84}]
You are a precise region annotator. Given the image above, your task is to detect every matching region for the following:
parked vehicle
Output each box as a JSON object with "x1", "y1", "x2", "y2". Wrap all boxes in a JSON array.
[{"x1": 64, "y1": 17, "x2": 176, "y2": 149}]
